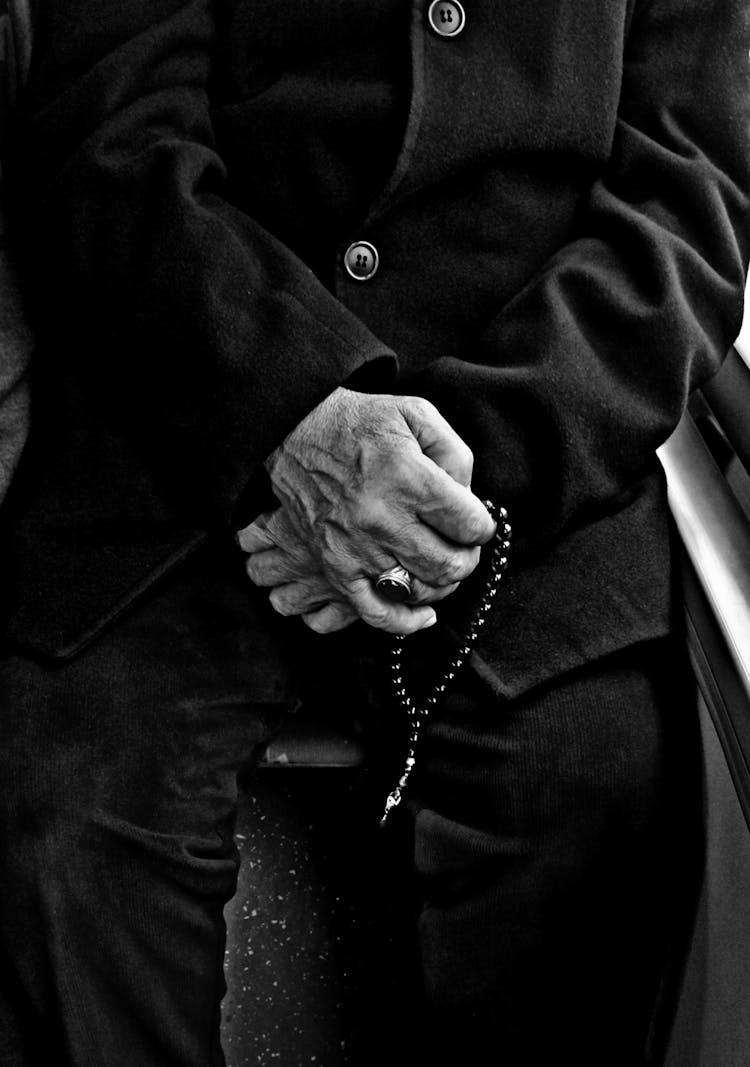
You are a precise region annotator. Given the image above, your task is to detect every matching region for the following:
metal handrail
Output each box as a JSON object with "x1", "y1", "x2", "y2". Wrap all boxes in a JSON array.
[
  {"x1": 736, "y1": 284, "x2": 750, "y2": 369},
  {"x1": 658, "y1": 413, "x2": 750, "y2": 701},
  {"x1": 702, "y1": 347, "x2": 750, "y2": 474},
  {"x1": 739, "y1": 339, "x2": 749, "y2": 370}
]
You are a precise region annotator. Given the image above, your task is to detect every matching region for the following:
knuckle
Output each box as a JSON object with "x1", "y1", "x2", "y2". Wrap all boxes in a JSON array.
[{"x1": 408, "y1": 395, "x2": 437, "y2": 422}]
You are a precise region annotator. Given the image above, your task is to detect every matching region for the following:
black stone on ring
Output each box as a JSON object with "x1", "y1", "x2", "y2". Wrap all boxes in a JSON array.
[{"x1": 375, "y1": 565, "x2": 414, "y2": 602}]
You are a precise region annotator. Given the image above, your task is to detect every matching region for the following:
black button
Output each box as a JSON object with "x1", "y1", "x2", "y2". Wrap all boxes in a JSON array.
[
  {"x1": 344, "y1": 241, "x2": 379, "y2": 281},
  {"x1": 427, "y1": 0, "x2": 466, "y2": 38}
]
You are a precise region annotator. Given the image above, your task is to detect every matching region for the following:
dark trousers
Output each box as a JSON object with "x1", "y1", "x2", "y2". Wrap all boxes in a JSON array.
[{"x1": 0, "y1": 544, "x2": 701, "y2": 1066}]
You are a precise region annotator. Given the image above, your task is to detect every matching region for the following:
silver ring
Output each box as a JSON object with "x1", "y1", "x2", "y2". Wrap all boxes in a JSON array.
[{"x1": 375, "y1": 565, "x2": 414, "y2": 603}]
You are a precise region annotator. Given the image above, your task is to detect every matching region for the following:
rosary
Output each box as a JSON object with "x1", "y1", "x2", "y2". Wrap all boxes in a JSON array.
[{"x1": 380, "y1": 502, "x2": 512, "y2": 827}]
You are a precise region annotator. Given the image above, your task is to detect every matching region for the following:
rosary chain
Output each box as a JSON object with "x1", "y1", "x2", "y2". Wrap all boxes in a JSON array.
[{"x1": 380, "y1": 501, "x2": 512, "y2": 827}]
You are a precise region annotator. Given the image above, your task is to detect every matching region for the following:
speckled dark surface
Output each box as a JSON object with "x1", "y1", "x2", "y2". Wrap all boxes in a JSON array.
[{"x1": 221, "y1": 770, "x2": 421, "y2": 1067}]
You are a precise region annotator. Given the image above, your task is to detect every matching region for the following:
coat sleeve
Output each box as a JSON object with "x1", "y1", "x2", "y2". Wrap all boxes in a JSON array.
[
  {"x1": 408, "y1": 0, "x2": 750, "y2": 552},
  {"x1": 11, "y1": 0, "x2": 396, "y2": 526}
]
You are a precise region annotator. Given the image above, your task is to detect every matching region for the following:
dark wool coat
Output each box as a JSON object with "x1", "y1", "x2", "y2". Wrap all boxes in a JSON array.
[{"x1": 3, "y1": 0, "x2": 749, "y2": 697}]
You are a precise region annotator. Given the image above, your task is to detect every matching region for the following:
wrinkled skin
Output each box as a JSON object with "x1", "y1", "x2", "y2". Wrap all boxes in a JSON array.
[{"x1": 238, "y1": 388, "x2": 496, "y2": 634}]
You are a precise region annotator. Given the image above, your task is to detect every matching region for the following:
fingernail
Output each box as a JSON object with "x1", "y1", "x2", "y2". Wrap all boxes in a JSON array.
[{"x1": 421, "y1": 612, "x2": 437, "y2": 629}]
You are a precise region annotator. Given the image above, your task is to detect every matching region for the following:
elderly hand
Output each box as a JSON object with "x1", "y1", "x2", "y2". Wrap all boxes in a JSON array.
[
  {"x1": 238, "y1": 387, "x2": 495, "y2": 634},
  {"x1": 238, "y1": 508, "x2": 360, "y2": 633}
]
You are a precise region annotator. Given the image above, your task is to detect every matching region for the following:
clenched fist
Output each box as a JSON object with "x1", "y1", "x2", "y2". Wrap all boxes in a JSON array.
[{"x1": 238, "y1": 388, "x2": 495, "y2": 634}]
